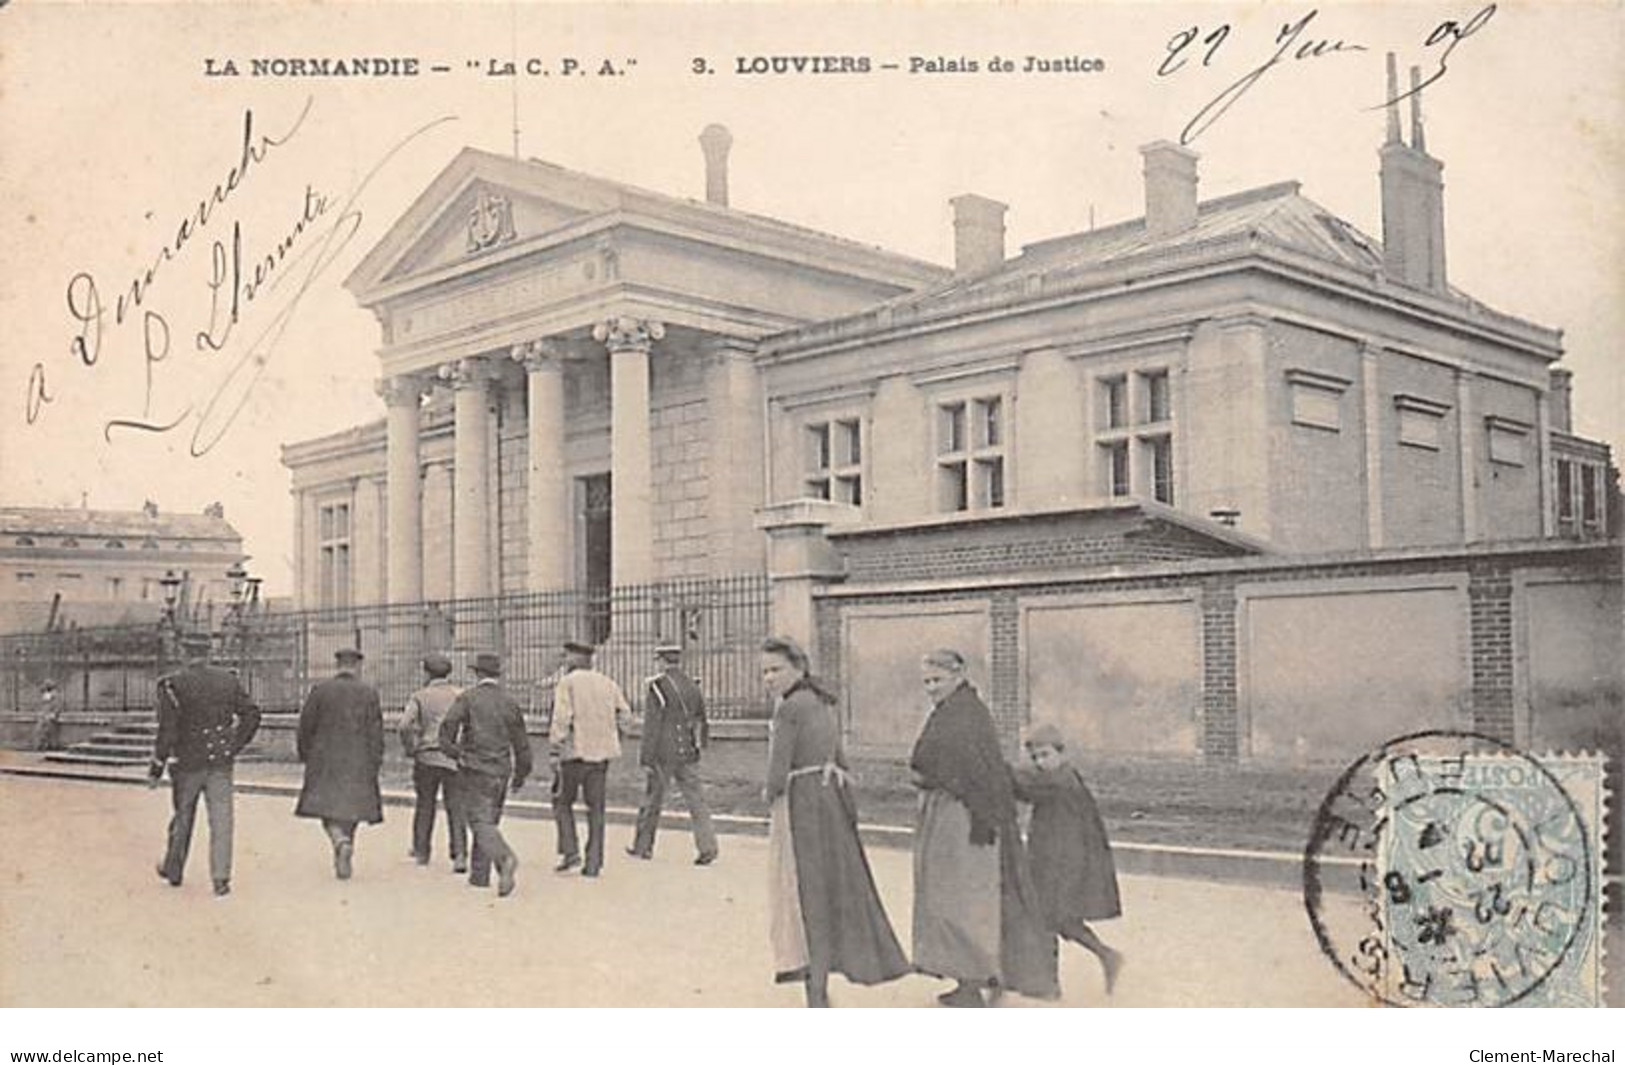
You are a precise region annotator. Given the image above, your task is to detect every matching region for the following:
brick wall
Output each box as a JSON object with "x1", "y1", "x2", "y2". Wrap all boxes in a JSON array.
[
  {"x1": 835, "y1": 509, "x2": 1248, "y2": 583},
  {"x1": 813, "y1": 541, "x2": 1619, "y2": 761},
  {"x1": 1467, "y1": 559, "x2": 1515, "y2": 741}
]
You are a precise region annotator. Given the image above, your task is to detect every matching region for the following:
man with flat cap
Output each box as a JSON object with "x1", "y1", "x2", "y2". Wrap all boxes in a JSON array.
[
  {"x1": 628, "y1": 642, "x2": 719, "y2": 865},
  {"x1": 150, "y1": 631, "x2": 261, "y2": 897},
  {"x1": 399, "y1": 652, "x2": 469, "y2": 872},
  {"x1": 295, "y1": 646, "x2": 384, "y2": 880},
  {"x1": 549, "y1": 639, "x2": 630, "y2": 877},
  {"x1": 439, "y1": 651, "x2": 530, "y2": 897}
]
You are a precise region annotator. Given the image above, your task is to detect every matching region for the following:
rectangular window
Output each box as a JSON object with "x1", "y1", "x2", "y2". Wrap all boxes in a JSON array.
[
  {"x1": 1100, "y1": 376, "x2": 1128, "y2": 430},
  {"x1": 1092, "y1": 367, "x2": 1178, "y2": 503},
  {"x1": 936, "y1": 393, "x2": 1008, "y2": 513},
  {"x1": 804, "y1": 417, "x2": 863, "y2": 507},
  {"x1": 16, "y1": 572, "x2": 35, "y2": 584},
  {"x1": 1141, "y1": 370, "x2": 1171, "y2": 424},
  {"x1": 318, "y1": 501, "x2": 352, "y2": 609},
  {"x1": 106, "y1": 577, "x2": 123, "y2": 599},
  {"x1": 1581, "y1": 466, "x2": 1600, "y2": 526},
  {"x1": 938, "y1": 460, "x2": 969, "y2": 512},
  {"x1": 1104, "y1": 441, "x2": 1131, "y2": 498},
  {"x1": 1557, "y1": 460, "x2": 1575, "y2": 523},
  {"x1": 939, "y1": 402, "x2": 967, "y2": 455},
  {"x1": 1147, "y1": 435, "x2": 1174, "y2": 505}
]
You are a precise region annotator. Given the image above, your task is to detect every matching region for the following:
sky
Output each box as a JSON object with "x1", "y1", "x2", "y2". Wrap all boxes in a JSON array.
[{"x1": 2, "y1": 0, "x2": 1620, "y2": 596}]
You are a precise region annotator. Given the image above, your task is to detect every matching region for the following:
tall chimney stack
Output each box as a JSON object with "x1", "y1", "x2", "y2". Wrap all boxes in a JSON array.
[
  {"x1": 949, "y1": 194, "x2": 1007, "y2": 277},
  {"x1": 699, "y1": 124, "x2": 733, "y2": 207},
  {"x1": 1549, "y1": 368, "x2": 1574, "y2": 434},
  {"x1": 1379, "y1": 55, "x2": 1447, "y2": 292},
  {"x1": 1140, "y1": 141, "x2": 1199, "y2": 238}
]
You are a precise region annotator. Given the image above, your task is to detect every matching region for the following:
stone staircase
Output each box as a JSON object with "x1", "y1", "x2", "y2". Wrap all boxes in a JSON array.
[{"x1": 44, "y1": 719, "x2": 156, "y2": 768}]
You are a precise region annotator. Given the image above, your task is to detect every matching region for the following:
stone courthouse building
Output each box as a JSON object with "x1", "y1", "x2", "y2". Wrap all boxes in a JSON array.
[{"x1": 284, "y1": 89, "x2": 1619, "y2": 763}]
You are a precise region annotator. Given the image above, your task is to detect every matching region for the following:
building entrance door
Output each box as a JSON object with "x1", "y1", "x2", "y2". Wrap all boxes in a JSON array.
[{"x1": 577, "y1": 473, "x2": 612, "y2": 642}]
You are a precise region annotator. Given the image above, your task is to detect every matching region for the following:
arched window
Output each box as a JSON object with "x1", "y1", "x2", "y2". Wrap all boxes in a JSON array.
[{"x1": 14, "y1": 536, "x2": 34, "y2": 547}]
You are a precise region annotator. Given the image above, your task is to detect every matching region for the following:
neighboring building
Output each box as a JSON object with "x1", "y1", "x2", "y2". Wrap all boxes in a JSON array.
[
  {"x1": 0, "y1": 502, "x2": 246, "y2": 633},
  {"x1": 283, "y1": 97, "x2": 1615, "y2": 615}
]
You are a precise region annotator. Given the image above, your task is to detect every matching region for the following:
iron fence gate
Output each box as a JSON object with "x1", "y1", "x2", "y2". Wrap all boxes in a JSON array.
[{"x1": 1, "y1": 574, "x2": 773, "y2": 719}]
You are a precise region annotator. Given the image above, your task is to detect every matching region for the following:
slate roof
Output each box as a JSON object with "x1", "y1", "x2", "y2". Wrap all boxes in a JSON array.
[
  {"x1": 792, "y1": 180, "x2": 1511, "y2": 335},
  {"x1": 0, "y1": 506, "x2": 241, "y2": 544}
]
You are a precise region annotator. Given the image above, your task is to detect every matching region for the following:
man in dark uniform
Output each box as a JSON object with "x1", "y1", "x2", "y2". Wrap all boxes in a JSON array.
[
  {"x1": 295, "y1": 647, "x2": 384, "y2": 880},
  {"x1": 149, "y1": 631, "x2": 261, "y2": 897},
  {"x1": 627, "y1": 642, "x2": 719, "y2": 865},
  {"x1": 439, "y1": 651, "x2": 531, "y2": 897}
]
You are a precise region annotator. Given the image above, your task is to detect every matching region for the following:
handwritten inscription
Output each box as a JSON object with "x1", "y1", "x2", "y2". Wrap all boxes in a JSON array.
[
  {"x1": 31, "y1": 99, "x2": 455, "y2": 457},
  {"x1": 1156, "y1": 5, "x2": 1498, "y2": 145}
]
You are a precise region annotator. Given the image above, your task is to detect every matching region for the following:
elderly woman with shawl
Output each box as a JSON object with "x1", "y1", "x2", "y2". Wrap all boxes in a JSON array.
[
  {"x1": 910, "y1": 648, "x2": 1057, "y2": 1007},
  {"x1": 762, "y1": 635, "x2": 909, "y2": 1007}
]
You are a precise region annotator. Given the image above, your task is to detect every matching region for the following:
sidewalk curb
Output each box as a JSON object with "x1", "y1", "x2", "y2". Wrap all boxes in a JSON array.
[{"x1": 3, "y1": 760, "x2": 1357, "y2": 891}]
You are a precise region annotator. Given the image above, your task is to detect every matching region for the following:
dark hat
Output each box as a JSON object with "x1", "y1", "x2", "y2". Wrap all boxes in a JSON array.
[
  {"x1": 563, "y1": 640, "x2": 595, "y2": 656},
  {"x1": 178, "y1": 631, "x2": 212, "y2": 653},
  {"x1": 654, "y1": 642, "x2": 682, "y2": 657},
  {"x1": 334, "y1": 647, "x2": 365, "y2": 662},
  {"x1": 422, "y1": 652, "x2": 452, "y2": 677},
  {"x1": 472, "y1": 651, "x2": 502, "y2": 675}
]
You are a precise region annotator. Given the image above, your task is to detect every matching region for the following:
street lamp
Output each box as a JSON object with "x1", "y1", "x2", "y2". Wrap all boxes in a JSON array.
[
  {"x1": 226, "y1": 561, "x2": 249, "y2": 602},
  {"x1": 159, "y1": 570, "x2": 182, "y2": 627}
]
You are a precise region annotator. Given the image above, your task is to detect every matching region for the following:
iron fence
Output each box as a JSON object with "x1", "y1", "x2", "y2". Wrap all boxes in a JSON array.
[{"x1": 1, "y1": 574, "x2": 774, "y2": 719}]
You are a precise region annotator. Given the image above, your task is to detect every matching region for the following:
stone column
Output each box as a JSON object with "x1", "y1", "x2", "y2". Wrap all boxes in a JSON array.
[
  {"x1": 441, "y1": 357, "x2": 494, "y2": 600},
  {"x1": 594, "y1": 317, "x2": 663, "y2": 588},
  {"x1": 512, "y1": 340, "x2": 570, "y2": 591},
  {"x1": 377, "y1": 376, "x2": 424, "y2": 604}
]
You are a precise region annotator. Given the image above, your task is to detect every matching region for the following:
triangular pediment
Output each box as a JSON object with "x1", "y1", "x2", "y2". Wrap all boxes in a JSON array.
[{"x1": 346, "y1": 148, "x2": 626, "y2": 300}]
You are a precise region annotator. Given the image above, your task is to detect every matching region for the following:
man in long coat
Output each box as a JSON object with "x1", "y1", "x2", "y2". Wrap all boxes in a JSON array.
[{"x1": 296, "y1": 646, "x2": 384, "y2": 880}]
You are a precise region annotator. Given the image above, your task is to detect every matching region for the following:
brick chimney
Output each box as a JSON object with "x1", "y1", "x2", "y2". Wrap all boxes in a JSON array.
[
  {"x1": 1549, "y1": 368, "x2": 1574, "y2": 434},
  {"x1": 1380, "y1": 54, "x2": 1447, "y2": 292},
  {"x1": 949, "y1": 194, "x2": 1007, "y2": 276},
  {"x1": 699, "y1": 124, "x2": 733, "y2": 207},
  {"x1": 1140, "y1": 141, "x2": 1199, "y2": 238}
]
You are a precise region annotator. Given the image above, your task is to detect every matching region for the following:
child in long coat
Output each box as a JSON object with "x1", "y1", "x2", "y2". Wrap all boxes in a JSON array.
[{"x1": 1012, "y1": 722, "x2": 1124, "y2": 994}]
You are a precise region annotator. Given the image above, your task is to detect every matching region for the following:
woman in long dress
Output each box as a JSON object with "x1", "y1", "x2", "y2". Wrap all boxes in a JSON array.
[
  {"x1": 910, "y1": 648, "x2": 1057, "y2": 1007},
  {"x1": 761, "y1": 635, "x2": 908, "y2": 1007}
]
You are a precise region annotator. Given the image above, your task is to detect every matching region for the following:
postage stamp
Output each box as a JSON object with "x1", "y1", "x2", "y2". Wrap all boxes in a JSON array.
[{"x1": 1303, "y1": 731, "x2": 1610, "y2": 1008}]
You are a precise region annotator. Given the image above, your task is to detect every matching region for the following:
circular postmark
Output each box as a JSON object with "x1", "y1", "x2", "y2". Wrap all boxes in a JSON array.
[{"x1": 1303, "y1": 730, "x2": 1593, "y2": 1007}]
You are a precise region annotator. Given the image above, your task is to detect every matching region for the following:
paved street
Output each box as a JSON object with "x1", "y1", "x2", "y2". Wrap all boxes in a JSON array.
[{"x1": 0, "y1": 774, "x2": 1368, "y2": 1007}]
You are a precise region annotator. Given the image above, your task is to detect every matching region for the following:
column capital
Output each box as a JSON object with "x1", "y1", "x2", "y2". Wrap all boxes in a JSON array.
[
  {"x1": 375, "y1": 374, "x2": 426, "y2": 408},
  {"x1": 510, "y1": 339, "x2": 568, "y2": 373},
  {"x1": 437, "y1": 356, "x2": 493, "y2": 390},
  {"x1": 593, "y1": 316, "x2": 665, "y2": 353}
]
